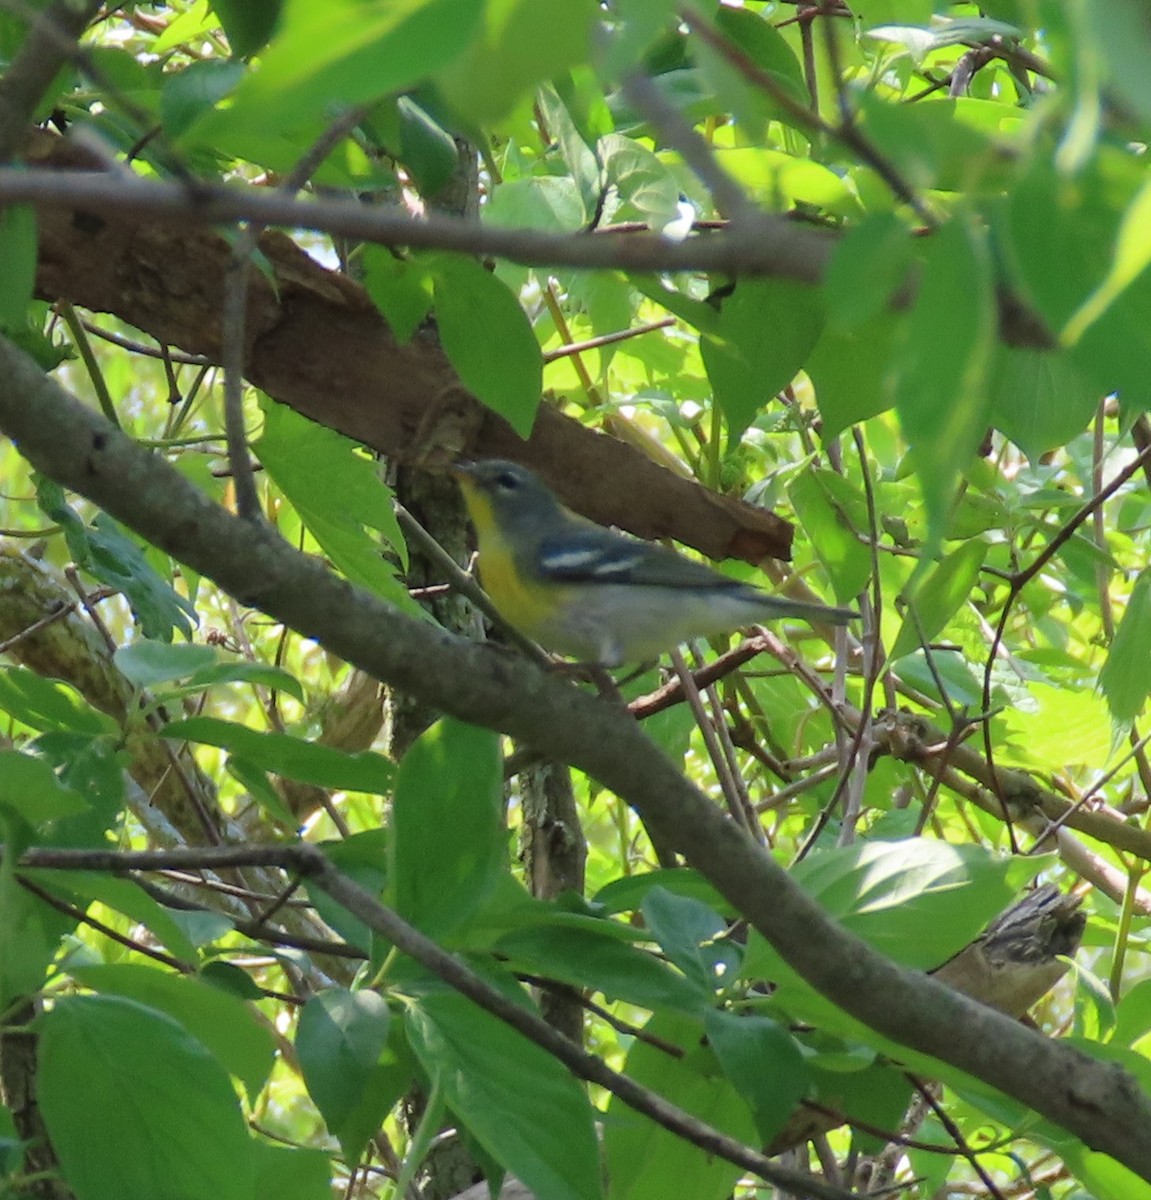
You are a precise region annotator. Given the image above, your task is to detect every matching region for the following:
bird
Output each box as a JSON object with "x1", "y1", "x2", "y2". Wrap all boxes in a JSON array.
[{"x1": 451, "y1": 459, "x2": 857, "y2": 667}]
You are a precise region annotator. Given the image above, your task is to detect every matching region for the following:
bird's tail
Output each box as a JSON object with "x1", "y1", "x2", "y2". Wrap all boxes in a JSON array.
[{"x1": 754, "y1": 593, "x2": 858, "y2": 625}]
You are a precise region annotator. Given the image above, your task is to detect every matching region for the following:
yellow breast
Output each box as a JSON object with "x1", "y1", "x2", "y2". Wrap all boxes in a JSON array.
[{"x1": 478, "y1": 537, "x2": 558, "y2": 644}]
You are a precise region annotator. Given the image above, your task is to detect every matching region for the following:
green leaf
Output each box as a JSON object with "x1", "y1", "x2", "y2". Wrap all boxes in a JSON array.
[
  {"x1": 114, "y1": 640, "x2": 218, "y2": 687},
  {"x1": 893, "y1": 214, "x2": 995, "y2": 543},
  {"x1": 39, "y1": 995, "x2": 255, "y2": 1200},
  {"x1": 824, "y1": 212, "x2": 915, "y2": 331},
  {"x1": 1092, "y1": 0, "x2": 1151, "y2": 128},
  {"x1": 1114, "y1": 978, "x2": 1151, "y2": 1048},
  {"x1": 34, "y1": 733, "x2": 125, "y2": 849},
  {"x1": 0, "y1": 821, "x2": 63, "y2": 1009},
  {"x1": 255, "y1": 400, "x2": 417, "y2": 610},
  {"x1": 807, "y1": 313, "x2": 897, "y2": 437},
  {"x1": 161, "y1": 716, "x2": 394, "y2": 793},
  {"x1": 537, "y1": 83, "x2": 601, "y2": 221},
  {"x1": 604, "y1": 1012, "x2": 757, "y2": 1200},
  {"x1": 0, "y1": 205, "x2": 36, "y2": 331},
  {"x1": 989, "y1": 345, "x2": 1100, "y2": 461},
  {"x1": 757, "y1": 839, "x2": 1041, "y2": 972},
  {"x1": 494, "y1": 922, "x2": 707, "y2": 1013},
  {"x1": 889, "y1": 539, "x2": 988, "y2": 661},
  {"x1": 306, "y1": 831, "x2": 389, "y2": 953},
  {"x1": 701, "y1": 279, "x2": 824, "y2": 444},
  {"x1": 225, "y1": 755, "x2": 297, "y2": 826},
  {"x1": 188, "y1": 0, "x2": 485, "y2": 148},
  {"x1": 593, "y1": 868, "x2": 728, "y2": 916},
  {"x1": 1100, "y1": 568, "x2": 1151, "y2": 724},
  {"x1": 803, "y1": 1058, "x2": 914, "y2": 1156},
  {"x1": 36, "y1": 482, "x2": 196, "y2": 642},
  {"x1": 598, "y1": 133, "x2": 681, "y2": 230},
  {"x1": 0, "y1": 669, "x2": 116, "y2": 736},
  {"x1": 252, "y1": 1142, "x2": 331, "y2": 1200},
  {"x1": 390, "y1": 719, "x2": 506, "y2": 939},
  {"x1": 640, "y1": 888, "x2": 742, "y2": 993},
  {"x1": 201, "y1": 959, "x2": 266, "y2": 1000},
  {"x1": 1004, "y1": 151, "x2": 1151, "y2": 407},
  {"x1": 601, "y1": 0, "x2": 678, "y2": 78},
  {"x1": 428, "y1": 253, "x2": 542, "y2": 438},
  {"x1": 0, "y1": 750, "x2": 87, "y2": 822},
  {"x1": 184, "y1": 660, "x2": 305, "y2": 702},
  {"x1": 1006, "y1": 155, "x2": 1124, "y2": 335},
  {"x1": 296, "y1": 987, "x2": 393, "y2": 1160},
  {"x1": 628, "y1": 274, "x2": 720, "y2": 334},
  {"x1": 114, "y1": 641, "x2": 302, "y2": 702},
  {"x1": 362, "y1": 246, "x2": 434, "y2": 344},
  {"x1": 1065, "y1": 1148, "x2": 1151, "y2": 1200},
  {"x1": 716, "y1": 148, "x2": 862, "y2": 218},
  {"x1": 484, "y1": 176, "x2": 586, "y2": 234},
  {"x1": 160, "y1": 59, "x2": 246, "y2": 138},
  {"x1": 153, "y1": 0, "x2": 217, "y2": 53},
  {"x1": 392, "y1": 94, "x2": 461, "y2": 197},
  {"x1": 406, "y1": 986, "x2": 603, "y2": 1200},
  {"x1": 788, "y1": 470, "x2": 871, "y2": 604},
  {"x1": 713, "y1": 6, "x2": 805, "y2": 97},
  {"x1": 856, "y1": 94, "x2": 1000, "y2": 195},
  {"x1": 35, "y1": 871, "x2": 197, "y2": 963},
  {"x1": 167, "y1": 907, "x2": 236, "y2": 948},
  {"x1": 209, "y1": 0, "x2": 283, "y2": 57},
  {"x1": 692, "y1": 7, "x2": 806, "y2": 139},
  {"x1": 66, "y1": 963, "x2": 277, "y2": 1101},
  {"x1": 436, "y1": 0, "x2": 599, "y2": 125},
  {"x1": 704, "y1": 1010, "x2": 808, "y2": 1144}
]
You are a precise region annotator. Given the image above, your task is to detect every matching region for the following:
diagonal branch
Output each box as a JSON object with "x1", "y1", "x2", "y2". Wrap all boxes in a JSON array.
[
  {"x1": 0, "y1": 332, "x2": 1149, "y2": 1179},
  {"x1": 16, "y1": 842, "x2": 859, "y2": 1200}
]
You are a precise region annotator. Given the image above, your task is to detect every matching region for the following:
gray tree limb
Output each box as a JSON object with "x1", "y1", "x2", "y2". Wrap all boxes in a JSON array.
[{"x1": 0, "y1": 334, "x2": 1146, "y2": 1179}]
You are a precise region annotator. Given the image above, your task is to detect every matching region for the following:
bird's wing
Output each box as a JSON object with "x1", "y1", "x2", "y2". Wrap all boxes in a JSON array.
[{"x1": 537, "y1": 527, "x2": 734, "y2": 589}]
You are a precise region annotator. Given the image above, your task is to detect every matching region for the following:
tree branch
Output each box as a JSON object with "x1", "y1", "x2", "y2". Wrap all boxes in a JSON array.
[
  {"x1": 0, "y1": 333, "x2": 1148, "y2": 1179},
  {"x1": 17, "y1": 843, "x2": 858, "y2": 1200},
  {"x1": 6, "y1": 151, "x2": 1053, "y2": 348},
  {"x1": 25, "y1": 137, "x2": 795, "y2": 568}
]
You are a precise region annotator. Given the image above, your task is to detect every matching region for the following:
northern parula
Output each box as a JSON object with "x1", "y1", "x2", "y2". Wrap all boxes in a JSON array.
[{"x1": 452, "y1": 459, "x2": 857, "y2": 667}]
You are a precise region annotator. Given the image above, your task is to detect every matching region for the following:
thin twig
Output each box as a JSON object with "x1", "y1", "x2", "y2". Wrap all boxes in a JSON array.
[
  {"x1": 670, "y1": 647, "x2": 760, "y2": 839},
  {"x1": 224, "y1": 104, "x2": 373, "y2": 521},
  {"x1": 0, "y1": 599, "x2": 75, "y2": 653},
  {"x1": 79, "y1": 318, "x2": 212, "y2": 366},
  {"x1": 980, "y1": 438, "x2": 1151, "y2": 820},
  {"x1": 15, "y1": 842, "x2": 861, "y2": 1200},
  {"x1": 907, "y1": 1075, "x2": 1010, "y2": 1200},
  {"x1": 542, "y1": 317, "x2": 676, "y2": 363}
]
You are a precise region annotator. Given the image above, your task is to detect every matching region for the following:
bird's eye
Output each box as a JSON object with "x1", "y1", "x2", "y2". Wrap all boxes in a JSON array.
[{"x1": 495, "y1": 471, "x2": 521, "y2": 491}]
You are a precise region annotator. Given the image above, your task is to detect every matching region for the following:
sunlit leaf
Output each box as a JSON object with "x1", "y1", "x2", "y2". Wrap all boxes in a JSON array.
[
  {"x1": 161, "y1": 716, "x2": 394, "y2": 792},
  {"x1": 1100, "y1": 568, "x2": 1151, "y2": 724},
  {"x1": 701, "y1": 279, "x2": 823, "y2": 444},
  {"x1": 890, "y1": 539, "x2": 987, "y2": 661},
  {"x1": 892, "y1": 213, "x2": 995, "y2": 544},
  {"x1": 427, "y1": 253, "x2": 542, "y2": 437}
]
